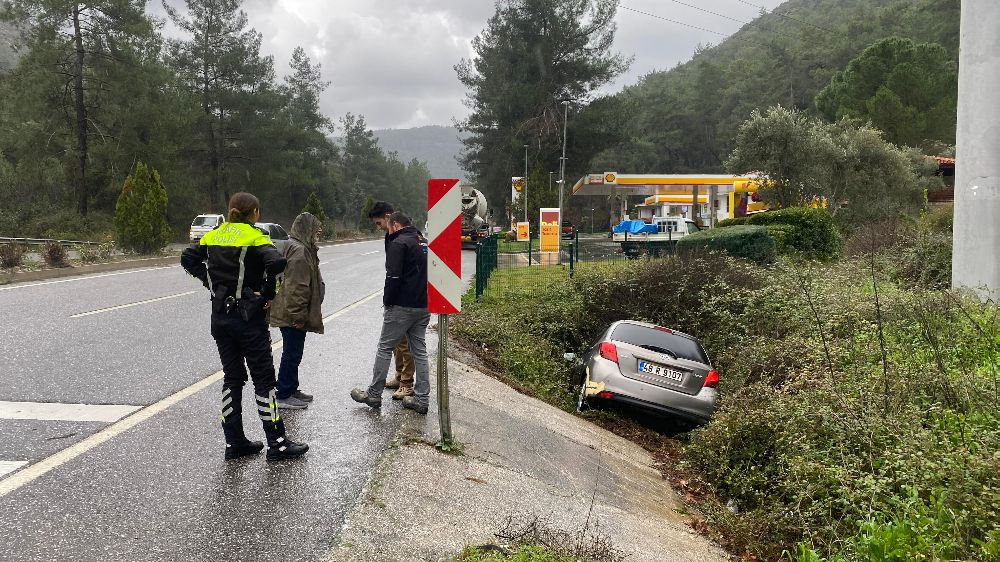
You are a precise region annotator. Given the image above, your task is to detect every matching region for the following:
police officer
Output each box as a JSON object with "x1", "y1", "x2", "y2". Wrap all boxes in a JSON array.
[{"x1": 181, "y1": 192, "x2": 309, "y2": 461}]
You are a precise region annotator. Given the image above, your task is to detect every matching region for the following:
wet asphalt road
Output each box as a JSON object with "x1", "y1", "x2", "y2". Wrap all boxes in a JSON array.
[{"x1": 0, "y1": 239, "x2": 476, "y2": 562}]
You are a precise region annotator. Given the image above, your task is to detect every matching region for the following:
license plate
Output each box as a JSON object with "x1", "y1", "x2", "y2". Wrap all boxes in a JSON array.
[{"x1": 637, "y1": 360, "x2": 683, "y2": 382}]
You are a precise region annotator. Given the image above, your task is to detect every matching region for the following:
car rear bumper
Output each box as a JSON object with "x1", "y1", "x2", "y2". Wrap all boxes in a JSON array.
[{"x1": 588, "y1": 362, "x2": 717, "y2": 423}]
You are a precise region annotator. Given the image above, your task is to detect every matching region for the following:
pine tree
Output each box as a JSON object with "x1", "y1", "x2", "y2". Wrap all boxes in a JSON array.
[
  {"x1": 302, "y1": 191, "x2": 328, "y2": 222},
  {"x1": 114, "y1": 162, "x2": 171, "y2": 254},
  {"x1": 163, "y1": 0, "x2": 274, "y2": 207}
]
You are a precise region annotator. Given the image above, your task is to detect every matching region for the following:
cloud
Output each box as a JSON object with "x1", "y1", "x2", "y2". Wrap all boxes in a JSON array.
[{"x1": 153, "y1": 0, "x2": 784, "y2": 129}]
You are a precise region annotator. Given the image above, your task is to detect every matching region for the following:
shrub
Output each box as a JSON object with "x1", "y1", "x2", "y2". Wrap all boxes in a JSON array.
[
  {"x1": 42, "y1": 241, "x2": 68, "y2": 267},
  {"x1": 724, "y1": 208, "x2": 841, "y2": 261},
  {"x1": 114, "y1": 162, "x2": 171, "y2": 254},
  {"x1": 0, "y1": 242, "x2": 25, "y2": 268},
  {"x1": 716, "y1": 216, "x2": 748, "y2": 227},
  {"x1": 75, "y1": 239, "x2": 117, "y2": 264},
  {"x1": 893, "y1": 230, "x2": 952, "y2": 289},
  {"x1": 676, "y1": 225, "x2": 776, "y2": 264},
  {"x1": 764, "y1": 224, "x2": 795, "y2": 254}
]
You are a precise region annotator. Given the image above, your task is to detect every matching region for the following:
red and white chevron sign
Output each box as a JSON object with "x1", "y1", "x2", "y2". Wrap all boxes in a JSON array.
[{"x1": 427, "y1": 179, "x2": 462, "y2": 314}]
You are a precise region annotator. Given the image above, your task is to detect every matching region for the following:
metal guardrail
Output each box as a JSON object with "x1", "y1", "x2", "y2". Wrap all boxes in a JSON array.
[{"x1": 0, "y1": 237, "x2": 102, "y2": 247}]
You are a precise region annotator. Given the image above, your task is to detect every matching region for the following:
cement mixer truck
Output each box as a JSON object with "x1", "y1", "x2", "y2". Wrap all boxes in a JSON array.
[{"x1": 461, "y1": 186, "x2": 492, "y2": 246}]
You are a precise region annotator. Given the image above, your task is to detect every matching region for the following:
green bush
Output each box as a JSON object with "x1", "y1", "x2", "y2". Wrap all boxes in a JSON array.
[
  {"x1": 764, "y1": 224, "x2": 796, "y2": 254},
  {"x1": 716, "y1": 216, "x2": 749, "y2": 227},
  {"x1": 676, "y1": 225, "x2": 776, "y2": 264},
  {"x1": 719, "y1": 208, "x2": 841, "y2": 260},
  {"x1": 114, "y1": 162, "x2": 171, "y2": 254}
]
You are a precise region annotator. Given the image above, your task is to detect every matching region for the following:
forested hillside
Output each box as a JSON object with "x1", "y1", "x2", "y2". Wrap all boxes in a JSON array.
[
  {"x1": 585, "y1": 0, "x2": 960, "y2": 175},
  {"x1": 374, "y1": 126, "x2": 467, "y2": 182}
]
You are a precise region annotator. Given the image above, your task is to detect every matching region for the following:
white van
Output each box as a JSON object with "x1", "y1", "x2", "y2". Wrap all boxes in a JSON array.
[{"x1": 189, "y1": 214, "x2": 225, "y2": 242}]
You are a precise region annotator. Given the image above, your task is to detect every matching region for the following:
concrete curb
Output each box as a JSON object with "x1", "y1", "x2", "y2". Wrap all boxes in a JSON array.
[{"x1": 0, "y1": 236, "x2": 383, "y2": 286}]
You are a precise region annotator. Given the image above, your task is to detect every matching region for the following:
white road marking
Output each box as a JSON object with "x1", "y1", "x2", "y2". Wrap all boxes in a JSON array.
[
  {"x1": 69, "y1": 291, "x2": 198, "y2": 318},
  {"x1": 0, "y1": 288, "x2": 384, "y2": 498},
  {"x1": 0, "y1": 461, "x2": 27, "y2": 479},
  {"x1": 0, "y1": 266, "x2": 174, "y2": 292},
  {"x1": 358, "y1": 250, "x2": 379, "y2": 256},
  {"x1": 0, "y1": 401, "x2": 141, "y2": 423}
]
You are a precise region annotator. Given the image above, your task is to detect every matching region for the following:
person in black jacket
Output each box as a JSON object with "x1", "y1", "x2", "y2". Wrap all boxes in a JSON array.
[
  {"x1": 367, "y1": 201, "x2": 416, "y2": 400},
  {"x1": 351, "y1": 211, "x2": 432, "y2": 414},
  {"x1": 181, "y1": 192, "x2": 309, "y2": 461}
]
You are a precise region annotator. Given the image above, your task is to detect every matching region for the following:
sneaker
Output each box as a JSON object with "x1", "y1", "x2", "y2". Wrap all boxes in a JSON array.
[
  {"x1": 392, "y1": 386, "x2": 414, "y2": 400},
  {"x1": 276, "y1": 395, "x2": 309, "y2": 410},
  {"x1": 350, "y1": 388, "x2": 382, "y2": 409},
  {"x1": 292, "y1": 390, "x2": 314, "y2": 402},
  {"x1": 401, "y1": 396, "x2": 428, "y2": 415},
  {"x1": 384, "y1": 376, "x2": 401, "y2": 390},
  {"x1": 265, "y1": 439, "x2": 309, "y2": 461}
]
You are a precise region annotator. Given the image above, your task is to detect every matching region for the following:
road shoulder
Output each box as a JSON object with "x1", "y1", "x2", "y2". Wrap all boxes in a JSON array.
[{"x1": 328, "y1": 357, "x2": 727, "y2": 562}]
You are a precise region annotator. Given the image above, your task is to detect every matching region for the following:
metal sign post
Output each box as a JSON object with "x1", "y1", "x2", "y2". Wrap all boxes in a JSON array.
[{"x1": 427, "y1": 179, "x2": 463, "y2": 443}]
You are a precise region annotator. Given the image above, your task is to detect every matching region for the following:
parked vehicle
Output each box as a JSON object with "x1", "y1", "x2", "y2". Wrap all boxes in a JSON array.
[
  {"x1": 575, "y1": 320, "x2": 719, "y2": 424},
  {"x1": 612, "y1": 216, "x2": 700, "y2": 257},
  {"x1": 461, "y1": 187, "x2": 492, "y2": 246},
  {"x1": 255, "y1": 222, "x2": 290, "y2": 253},
  {"x1": 561, "y1": 220, "x2": 575, "y2": 240},
  {"x1": 189, "y1": 214, "x2": 225, "y2": 242}
]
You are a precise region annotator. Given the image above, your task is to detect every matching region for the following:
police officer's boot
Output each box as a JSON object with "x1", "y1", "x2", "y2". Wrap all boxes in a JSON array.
[
  {"x1": 256, "y1": 390, "x2": 309, "y2": 461},
  {"x1": 221, "y1": 387, "x2": 264, "y2": 460}
]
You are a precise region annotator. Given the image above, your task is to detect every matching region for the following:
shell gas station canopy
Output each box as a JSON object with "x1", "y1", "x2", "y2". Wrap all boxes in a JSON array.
[
  {"x1": 571, "y1": 173, "x2": 769, "y2": 225},
  {"x1": 571, "y1": 172, "x2": 762, "y2": 196}
]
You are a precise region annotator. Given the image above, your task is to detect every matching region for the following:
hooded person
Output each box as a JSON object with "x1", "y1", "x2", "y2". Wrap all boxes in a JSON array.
[{"x1": 270, "y1": 212, "x2": 326, "y2": 409}]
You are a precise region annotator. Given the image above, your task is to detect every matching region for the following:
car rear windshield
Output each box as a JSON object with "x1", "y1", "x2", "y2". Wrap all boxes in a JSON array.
[
  {"x1": 610, "y1": 324, "x2": 709, "y2": 364},
  {"x1": 192, "y1": 216, "x2": 217, "y2": 226}
]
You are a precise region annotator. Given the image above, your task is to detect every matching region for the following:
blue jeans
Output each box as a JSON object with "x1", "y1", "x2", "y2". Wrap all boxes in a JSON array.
[{"x1": 276, "y1": 327, "x2": 307, "y2": 399}]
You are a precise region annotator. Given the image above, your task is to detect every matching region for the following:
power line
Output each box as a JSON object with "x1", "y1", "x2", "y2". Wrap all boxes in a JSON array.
[
  {"x1": 730, "y1": 0, "x2": 847, "y2": 38},
  {"x1": 663, "y1": 0, "x2": 753, "y2": 26},
  {"x1": 619, "y1": 6, "x2": 770, "y2": 48}
]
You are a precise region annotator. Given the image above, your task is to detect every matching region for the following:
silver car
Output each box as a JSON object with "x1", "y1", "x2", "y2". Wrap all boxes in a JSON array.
[
  {"x1": 254, "y1": 222, "x2": 290, "y2": 253},
  {"x1": 578, "y1": 320, "x2": 719, "y2": 424}
]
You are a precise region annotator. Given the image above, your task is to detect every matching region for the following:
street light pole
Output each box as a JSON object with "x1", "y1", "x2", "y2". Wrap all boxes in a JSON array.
[
  {"x1": 558, "y1": 101, "x2": 570, "y2": 220},
  {"x1": 590, "y1": 208, "x2": 595, "y2": 234},
  {"x1": 523, "y1": 144, "x2": 529, "y2": 223}
]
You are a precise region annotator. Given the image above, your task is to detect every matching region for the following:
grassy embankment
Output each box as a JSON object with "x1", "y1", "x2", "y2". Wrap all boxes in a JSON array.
[{"x1": 452, "y1": 211, "x2": 999, "y2": 562}]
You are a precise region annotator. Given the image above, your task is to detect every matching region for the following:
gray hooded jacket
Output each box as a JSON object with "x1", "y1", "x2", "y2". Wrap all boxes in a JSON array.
[{"x1": 269, "y1": 213, "x2": 326, "y2": 333}]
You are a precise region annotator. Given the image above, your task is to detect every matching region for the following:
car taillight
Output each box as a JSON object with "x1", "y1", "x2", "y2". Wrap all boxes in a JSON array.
[
  {"x1": 654, "y1": 326, "x2": 673, "y2": 334},
  {"x1": 599, "y1": 342, "x2": 618, "y2": 364},
  {"x1": 703, "y1": 370, "x2": 720, "y2": 388},
  {"x1": 597, "y1": 391, "x2": 614, "y2": 400}
]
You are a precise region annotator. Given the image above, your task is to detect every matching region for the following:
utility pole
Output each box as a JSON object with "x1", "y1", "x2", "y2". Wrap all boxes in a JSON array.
[{"x1": 953, "y1": 0, "x2": 1000, "y2": 295}]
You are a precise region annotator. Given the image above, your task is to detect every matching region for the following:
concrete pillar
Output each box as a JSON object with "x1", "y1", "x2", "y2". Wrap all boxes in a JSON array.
[{"x1": 953, "y1": 0, "x2": 1000, "y2": 293}]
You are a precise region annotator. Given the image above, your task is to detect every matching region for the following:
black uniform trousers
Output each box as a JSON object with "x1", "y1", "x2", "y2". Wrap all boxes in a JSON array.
[{"x1": 211, "y1": 308, "x2": 277, "y2": 395}]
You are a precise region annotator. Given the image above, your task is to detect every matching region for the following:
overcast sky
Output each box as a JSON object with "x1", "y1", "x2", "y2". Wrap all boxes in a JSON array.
[{"x1": 152, "y1": 0, "x2": 785, "y2": 130}]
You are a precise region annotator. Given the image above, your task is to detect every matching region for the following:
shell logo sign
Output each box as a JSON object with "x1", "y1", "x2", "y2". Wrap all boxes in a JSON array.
[
  {"x1": 512, "y1": 177, "x2": 525, "y2": 193},
  {"x1": 603, "y1": 172, "x2": 617, "y2": 185}
]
